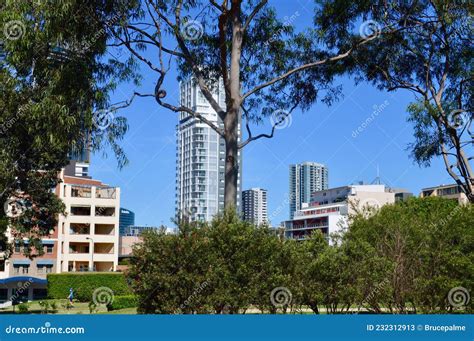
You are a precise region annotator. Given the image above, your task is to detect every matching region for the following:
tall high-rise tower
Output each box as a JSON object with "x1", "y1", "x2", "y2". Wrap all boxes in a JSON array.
[
  {"x1": 289, "y1": 162, "x2": 328, "y2": 219},
  {"x1": 242, "y1": 188, "x2": 268, "y2": 226},
  {"x1": 176, "y1": 78, "x2": 242, "y2": 222}
]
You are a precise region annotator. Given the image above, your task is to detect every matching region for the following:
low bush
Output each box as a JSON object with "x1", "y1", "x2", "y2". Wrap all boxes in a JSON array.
[
  {"x1": 47, "y1": 273, "x2": 131, "y2": 302},
  {"x1": 17, "y1": 303, "x2": 29, "y2": 313},
  {"x1": 107, "y1": 295, "x2": 138, "y2": 311}
]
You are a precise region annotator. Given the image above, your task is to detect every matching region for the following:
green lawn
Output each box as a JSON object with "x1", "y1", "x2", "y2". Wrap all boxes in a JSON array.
[{"x1": 0, "y1": 299, "x2": 137, "y2": 315}]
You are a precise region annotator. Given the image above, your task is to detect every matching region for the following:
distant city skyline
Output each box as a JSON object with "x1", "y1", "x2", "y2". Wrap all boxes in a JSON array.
[{"x1": 88, "y1": 2, "x2": 455, "y2": 227}]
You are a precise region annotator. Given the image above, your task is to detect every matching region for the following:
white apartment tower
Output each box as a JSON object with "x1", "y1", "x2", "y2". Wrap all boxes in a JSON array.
[
  {"x1": 289, "y1": 162, "x2": 328, "y2": 219},
  {"x1": 242, "y1": 188, "x2": 268, "y2": 226},
  {"x1": 176, "y1": 78, "x2": 242, "y2": 222}
]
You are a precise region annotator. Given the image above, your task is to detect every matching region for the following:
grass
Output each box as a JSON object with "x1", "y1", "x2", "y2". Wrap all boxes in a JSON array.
[{"x1": 0, "y1": 299, "x2": 137, "y2": 315}]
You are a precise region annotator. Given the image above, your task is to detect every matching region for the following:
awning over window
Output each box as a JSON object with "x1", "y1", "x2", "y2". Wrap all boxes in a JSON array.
[
  {"x1": 0, "y1": 276, "x2": 47, "y2": 285},
  {"x1": 41, "y1": 240, "x2": 55, "y2": 245},
  {"x1": 37, "y1": 260, "x2": 54, "y2": 265},
  {"x1": 12, "y1": 260, "x2": 31, "y2": 266}
]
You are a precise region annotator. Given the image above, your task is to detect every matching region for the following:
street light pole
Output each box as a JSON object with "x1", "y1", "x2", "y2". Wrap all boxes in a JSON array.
[{"x1": 86, "y1": 237, "x2": 94, "y2": 271}]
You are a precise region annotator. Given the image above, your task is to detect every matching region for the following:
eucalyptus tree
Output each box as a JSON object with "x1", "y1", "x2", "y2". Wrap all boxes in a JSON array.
[
  {"x1": 316, "y1": 0, "x2": 473, "y2": 201},
  {"x1": 105, "y1": 0, "x2": 391, "y2": 209}
]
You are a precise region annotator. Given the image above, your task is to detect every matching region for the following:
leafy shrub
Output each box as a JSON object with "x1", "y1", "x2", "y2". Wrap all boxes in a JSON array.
[
  {"x1": 88, "y1": 301, "x2": 98, "y2": 314},
  {"x1": 47, "y1": 273, "x2": 131, "y2": 302},
  {"x1": 107, "y1": 295, "x2": 138, "y2": 311},
  {"x1": 17, "y1": 303, "x2": 29, "y2": 313}
]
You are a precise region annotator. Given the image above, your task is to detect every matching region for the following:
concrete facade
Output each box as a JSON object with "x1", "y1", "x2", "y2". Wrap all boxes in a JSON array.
[{"x1": 284, "y1": 184, "x2": 395, "y2": 241}]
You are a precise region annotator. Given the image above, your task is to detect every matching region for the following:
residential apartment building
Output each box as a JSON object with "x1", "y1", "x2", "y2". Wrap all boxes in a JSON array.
[
  {"x1": 289, "y1": 162, "x2": 328, "y2": 219},
  {"x1": 176, "y1": 78, "x2": 242, "y2": 222},
  {"x1": 242, "y1": 188, "x2": 268, "y2": 226},
  {"x1": 420, "y1": 184, "x2": 469, "y2": 204},
  {"x1": 0, "y1": 171, "x2": 120, "y2": 306},
  {"x1": 284, "y1": 184, "x2": 395, "y2": 241}
]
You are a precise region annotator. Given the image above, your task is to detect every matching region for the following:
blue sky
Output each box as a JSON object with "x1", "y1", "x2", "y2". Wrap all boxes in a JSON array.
[{"x1": 89, "y1": 0, "x2": 452, "y2": 226}]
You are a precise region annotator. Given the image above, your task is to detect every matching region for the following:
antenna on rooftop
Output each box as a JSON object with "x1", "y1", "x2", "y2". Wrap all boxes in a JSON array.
[{"x1": 371, "y1": 164, "x2": 382, "y2": 185}]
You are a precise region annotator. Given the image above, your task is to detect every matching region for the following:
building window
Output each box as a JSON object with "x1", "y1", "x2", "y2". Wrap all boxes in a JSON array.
[
  {"x1": 15, "y1": 244, "x2": 21, "y2": 253},
  {"x1": 37, "y1": 265, "x2": 53, "y2": 274},
  {"x1": 0, "y1": 260, "x2": 4, "y2": 272},
  {"x1": 45, "y1": 245, "x2": 53, "y2": 254},
  {"x1": 13, "y1": 265, "x2": 29, "y2": 274},
  {"x1": 0, "y1": 288, "x2": 7, "y2": 303}
]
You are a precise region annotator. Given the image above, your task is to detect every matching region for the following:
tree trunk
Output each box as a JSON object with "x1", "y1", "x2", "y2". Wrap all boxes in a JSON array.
[
  {"x1": 223, "y1": 0, "x2": 243, "y2": 210},
  {"x1": 224, "y1": 111, "x2": 239, "y2": 209}
]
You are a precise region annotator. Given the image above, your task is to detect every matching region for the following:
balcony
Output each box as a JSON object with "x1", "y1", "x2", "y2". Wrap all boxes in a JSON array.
[
  {"x1": 94, "y1": 243, "x2": 114, "y2": 254},
  {"x1": 70, "y1": 206, "x2": 91, "y2": 216},
  {"x1": 95, "y1": 224, "x2": 115, "y2": 235},
  {"x1": 69, "y1": 242, "x2": 90, "y2": 254},
  {"x1": 95, "y1": 207, "x2": 115, "y2": 217},
  {"x1": 69, "y1": 223, "x2": 90, "y2": 235},
  {"x1": 71, "y1": 186, "x2": 91, "y2": 198},
  {"x1": 96, "y1": 187, "x2": 116, "y2": 199}
]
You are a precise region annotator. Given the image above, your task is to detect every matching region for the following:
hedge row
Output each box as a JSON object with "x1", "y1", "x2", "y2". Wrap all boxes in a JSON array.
[
  {"x1": 47, "y1": 273, "x2": 131, "y2": 302},
  {"x1": 107, "y1": 295, "x2": 138, "y2": 311}
]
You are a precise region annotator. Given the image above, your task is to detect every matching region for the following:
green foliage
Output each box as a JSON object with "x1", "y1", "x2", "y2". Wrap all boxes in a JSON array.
[
  {"x1": 129, "y1": 202, "x2": 473, "y2": 314},
  {"x1": 106, "y1": 295, "x2": 138, "y2": 311},
  {"x1": 47, "y1": 273, "x2": 131, "y2": 302},
  {"x1": 0, "y1": 0, "x2": 139, "y2": 254},
  {"x1": 38, "y1": 300, "x2": 57, "y2": 314},
  {"x1": 88, "y1": 301, "x2": 98, "y2": 314},
  {"x1": 345, "y1": 197, "x2": 474, "y2": 313},
  {"x1": 17, "y1": 303, "x2": 29, "y2": 313},
  {"x1": 315, "y1": 0, "x2": 473, "y2": 199}
]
